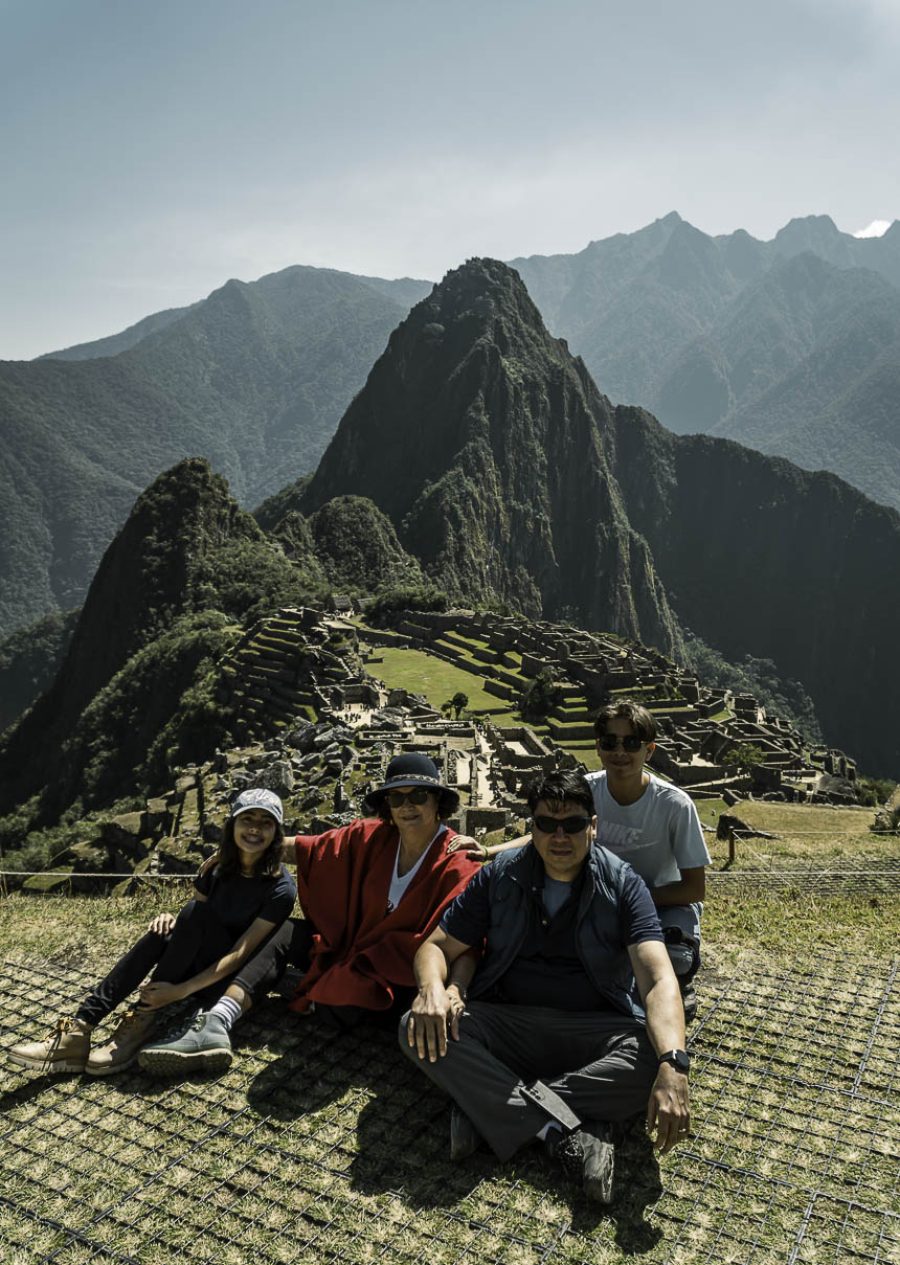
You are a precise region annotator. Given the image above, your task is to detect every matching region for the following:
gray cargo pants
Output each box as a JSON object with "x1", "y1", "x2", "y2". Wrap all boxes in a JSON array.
[{"x1": 398, "y1": 1001, "x2": 658, "y2": 1161}]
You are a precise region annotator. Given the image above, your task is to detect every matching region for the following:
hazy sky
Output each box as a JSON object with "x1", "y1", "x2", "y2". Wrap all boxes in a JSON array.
[{"x1": 2, "y1": 0, "x2": 899, "y2": 358}]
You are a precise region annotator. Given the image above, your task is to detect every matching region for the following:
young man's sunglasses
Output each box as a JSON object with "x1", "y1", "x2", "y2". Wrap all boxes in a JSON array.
[
  {"x1": 597, "y1": 734, "x2": 645, "y2": 752},
  {"x1": 532, "y1": 815, "x2": 592, "y2": 835},
  {"x1": 386, "y1": 787, "x2": 433, "y2": 808}
]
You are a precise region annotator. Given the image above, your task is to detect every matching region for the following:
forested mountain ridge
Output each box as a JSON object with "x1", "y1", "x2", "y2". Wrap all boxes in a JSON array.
[
  {"x1": 297, "y1": 258, "x2": 900, "y2": 777},
  {"x1": 606, "y1": 408, "x2": 900, "y2": 773},
  {"x1": 6, "y1": 211, "x2": 899, "y2": 647},
  {"x1": 36, "y1": 303, "x2": 202, "y2": 361},
  {"x1": 510, "y1": 213, "x2": 900, "y2": 509},
  {"x1": 300, "y1": 257, "x2": 681, "y2": 655},
  {"x1": 0, "y1": 458, "x2": 324, "y2": 824},
  {"x1": 0, "y1": 265, "x2": 430, "y2": 639}
]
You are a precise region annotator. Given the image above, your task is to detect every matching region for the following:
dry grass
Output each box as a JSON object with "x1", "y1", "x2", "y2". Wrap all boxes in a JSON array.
[{"x1": 1, "y1": 879, "x2": 898, "y2": 1264}]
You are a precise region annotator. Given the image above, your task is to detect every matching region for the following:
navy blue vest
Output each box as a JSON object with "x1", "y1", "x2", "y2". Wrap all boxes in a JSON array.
[{"x1": 468, "y1": 843, "x2": 647, "y2": 1020}]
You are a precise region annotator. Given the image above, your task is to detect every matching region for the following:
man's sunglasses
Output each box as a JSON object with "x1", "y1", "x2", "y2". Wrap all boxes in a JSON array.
[
  {"x1": 533, "y1": 815, "x2": 592, "y2": 835},
  {"x1": 386, "y1": 788, "x2": 433, "y2": 808},
  {"x1": 597, "y1": 734, "x2": 645, "y2": 752}
]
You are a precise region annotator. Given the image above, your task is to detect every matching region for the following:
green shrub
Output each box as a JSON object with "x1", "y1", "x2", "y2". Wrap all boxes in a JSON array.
[{"x1": 364, "y1": 585, "x2": 449, "y2": 625}]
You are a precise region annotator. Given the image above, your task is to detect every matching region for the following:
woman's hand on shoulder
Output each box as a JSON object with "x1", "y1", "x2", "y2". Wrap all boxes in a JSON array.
[{"x1": 147, "y1": 912, "x2": 176, "y2": 936}]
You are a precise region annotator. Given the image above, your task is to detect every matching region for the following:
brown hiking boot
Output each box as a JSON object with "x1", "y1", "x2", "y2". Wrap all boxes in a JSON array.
[
  {"x1": 86, "y1": 1008, "x2": 159, "y2": 1076},
  {"x1": 8, "y1": 1017, "x2": 91, "y2": 1074}
]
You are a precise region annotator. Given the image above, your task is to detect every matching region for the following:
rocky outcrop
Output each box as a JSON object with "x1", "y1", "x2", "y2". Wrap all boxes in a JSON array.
[
  {"x1": 217, "y1": 607, "x2": 362, "y2": 744},
  {"x1": 307, "y1": 496, "x2": 425, "y2": 594}
]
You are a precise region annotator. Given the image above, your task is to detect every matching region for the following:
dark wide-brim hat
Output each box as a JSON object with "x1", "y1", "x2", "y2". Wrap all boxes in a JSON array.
[{"x1": 365, "y1": 752, "x2": 460, "y2": 814}]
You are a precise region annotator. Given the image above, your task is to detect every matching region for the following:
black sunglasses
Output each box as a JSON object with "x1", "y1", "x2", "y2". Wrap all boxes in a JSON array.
[
  {"x1": 386, "y1": 787, "x2": 433, "y2": 808},
  {"x1": 533, "y1": 814, "x2": 592, "y2": 835},
  {"x1": 597, "y1": 734, "x2": 645, "y2": 752}
]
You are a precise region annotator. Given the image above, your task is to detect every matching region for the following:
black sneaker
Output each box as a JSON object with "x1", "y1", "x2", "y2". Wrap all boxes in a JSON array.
[
  {"x1": 449, "y1": 1105, "x2": 481, "y2": 1162},
  {"x1": 549, "y1": 1121, "x2": 615, "y2": 1204}
]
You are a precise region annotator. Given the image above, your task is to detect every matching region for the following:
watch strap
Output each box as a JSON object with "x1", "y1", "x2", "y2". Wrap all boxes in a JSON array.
[{"x1": 658, "y1": 1048, "x2": 690, "y2": 1071}]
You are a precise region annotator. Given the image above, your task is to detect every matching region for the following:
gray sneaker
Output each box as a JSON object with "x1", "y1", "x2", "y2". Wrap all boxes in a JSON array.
[{"x1": 138, "y1": 1012, "x2": 232, "y2": 1076}]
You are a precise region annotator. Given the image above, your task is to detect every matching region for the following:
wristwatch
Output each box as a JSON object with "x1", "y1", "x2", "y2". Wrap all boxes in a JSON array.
[{"x1": 658, "y1": 1049, "x2": 690, "y2": 1073}]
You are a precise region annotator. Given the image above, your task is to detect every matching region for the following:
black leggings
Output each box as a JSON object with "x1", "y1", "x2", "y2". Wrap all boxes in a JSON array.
[
  {"x1": 231, "y1": 917, "x2": 313, "y2": 997},
  {"x1": 75, "y1": 900, "x2": 264, "y2": 1026}
]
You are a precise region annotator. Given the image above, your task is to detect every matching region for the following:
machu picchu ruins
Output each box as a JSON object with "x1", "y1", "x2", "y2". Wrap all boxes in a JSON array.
[{"x1": 15, "y1": 604, "x2": 862, "y2": 892}]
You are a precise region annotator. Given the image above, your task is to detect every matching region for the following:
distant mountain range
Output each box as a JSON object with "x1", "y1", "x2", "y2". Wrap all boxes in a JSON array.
[
  {"x1": 510, "y1": 213, "x2": 900, "y2": 510},
  {"x1": 5, "y1": 212, "x2": 899, "y2": 645},
  {"x1": 3, "y1": 213, "x2": 900, "y2": 778},
  {"x1": 3, "y1": 256, "x2": 899, "y2": 846},
  {"x1": 0, "y1": 267, "x2": 429, "y2": 637}
]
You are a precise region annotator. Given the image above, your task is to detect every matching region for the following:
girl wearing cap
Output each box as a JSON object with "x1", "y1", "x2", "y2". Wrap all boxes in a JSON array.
[
  {"x1": 8, "y1": 789, "x2": 296, "y2": 1077},
  {"x1": 137, "y1": 753, "x2": 482, "y2": 1070}
]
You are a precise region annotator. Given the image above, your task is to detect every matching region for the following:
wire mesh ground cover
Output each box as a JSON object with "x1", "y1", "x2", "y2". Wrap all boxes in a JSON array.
[
  {"x1": 1, "y1": 955, "x2": 898, "y2": 1265},
  {"x1": 708, "y1": 856, "x2": 900, "y2": 895}
]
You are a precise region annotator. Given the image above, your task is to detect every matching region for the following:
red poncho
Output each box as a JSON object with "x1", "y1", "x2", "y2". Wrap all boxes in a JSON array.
[{"x1": 290, "y1": 817, "x2": 480, "y2": 1012}]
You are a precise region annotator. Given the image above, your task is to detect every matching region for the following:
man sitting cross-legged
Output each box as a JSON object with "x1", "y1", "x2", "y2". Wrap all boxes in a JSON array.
[{"x1": 401, "y1": 770, "x2": 690, "y2": 1205}]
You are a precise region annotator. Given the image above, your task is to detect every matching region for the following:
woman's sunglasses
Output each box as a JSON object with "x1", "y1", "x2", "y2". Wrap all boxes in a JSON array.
[{"x1": 386, "y1": 787, "x2": 433, "y2": 808}]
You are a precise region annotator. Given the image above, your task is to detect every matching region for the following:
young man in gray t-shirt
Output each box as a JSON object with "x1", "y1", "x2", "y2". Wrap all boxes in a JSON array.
[{"x1": 586, "y1": 701, "x2": 710, "y2": 1019}]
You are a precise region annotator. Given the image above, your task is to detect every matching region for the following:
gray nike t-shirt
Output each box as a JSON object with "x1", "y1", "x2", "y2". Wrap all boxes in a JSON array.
[{"x1": 586, "y1": 771, "x2": 710, "y2": 889}]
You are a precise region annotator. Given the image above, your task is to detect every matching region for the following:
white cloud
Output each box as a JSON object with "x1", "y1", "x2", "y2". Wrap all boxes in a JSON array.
[{"x1": 853, "y1": 219, "x2": 892, "y2": 238}]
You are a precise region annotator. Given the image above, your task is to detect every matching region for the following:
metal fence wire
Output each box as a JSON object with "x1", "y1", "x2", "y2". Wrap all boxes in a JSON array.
[
  {"x1": 707, "y1": 855, "x2": 900, "y2": 895},
  {"x1": 0, "y1": 953, "x2": 897, "y2": 1265}
]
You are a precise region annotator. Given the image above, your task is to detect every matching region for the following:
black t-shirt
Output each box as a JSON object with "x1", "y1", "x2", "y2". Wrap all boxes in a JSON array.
[
  {"x1": 490, "y1": 868, "x2": 609, "y2": 1010},
  {"x1": 194, "y1": 863, "x2": 296, "y2": 938}
]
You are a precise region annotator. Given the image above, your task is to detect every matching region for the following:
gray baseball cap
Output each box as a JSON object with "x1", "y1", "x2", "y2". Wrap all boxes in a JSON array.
[{"x1": 230, "y1": 788, "x2": 284, "y2": 825}]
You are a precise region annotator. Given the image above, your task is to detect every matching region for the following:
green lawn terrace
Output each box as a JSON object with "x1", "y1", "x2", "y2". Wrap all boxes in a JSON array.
[
  {"x1": 703, "y1": 798, "x2": 900, "y2": 894},
  {"x1": 2, "y1": 880, "x2": 898, "y2": 1265}
]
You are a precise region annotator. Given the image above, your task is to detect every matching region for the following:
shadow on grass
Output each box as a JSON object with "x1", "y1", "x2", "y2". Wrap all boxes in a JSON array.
[
  {"x1": 348, "y1": 1078, "x2": 664, "y2": 1252},
  {"x1": 242, "y1": 1003, "x2": 413, "y2": 1120},
  {"x1": 240, "y1": 1007, "x2": 664, "y2": 1250}
]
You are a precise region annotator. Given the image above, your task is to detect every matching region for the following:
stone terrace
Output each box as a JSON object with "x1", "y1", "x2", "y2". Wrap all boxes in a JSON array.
[{"x1": 370, "y1": 608, "x2": 857, "y2": 805}]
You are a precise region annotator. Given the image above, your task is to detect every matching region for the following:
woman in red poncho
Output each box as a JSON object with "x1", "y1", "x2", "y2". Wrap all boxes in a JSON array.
[{"x1": 139, "y1": 753, "x2": 482, "y2": 1072}]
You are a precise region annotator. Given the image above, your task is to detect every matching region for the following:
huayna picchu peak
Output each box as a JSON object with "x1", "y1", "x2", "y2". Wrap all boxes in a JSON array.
[
  {"x1": 297, "y1": 258, "x2": 900, "y2": 777},
  {"x1": 302, "y1": 258, "x2": 680, "y2": 656}
]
